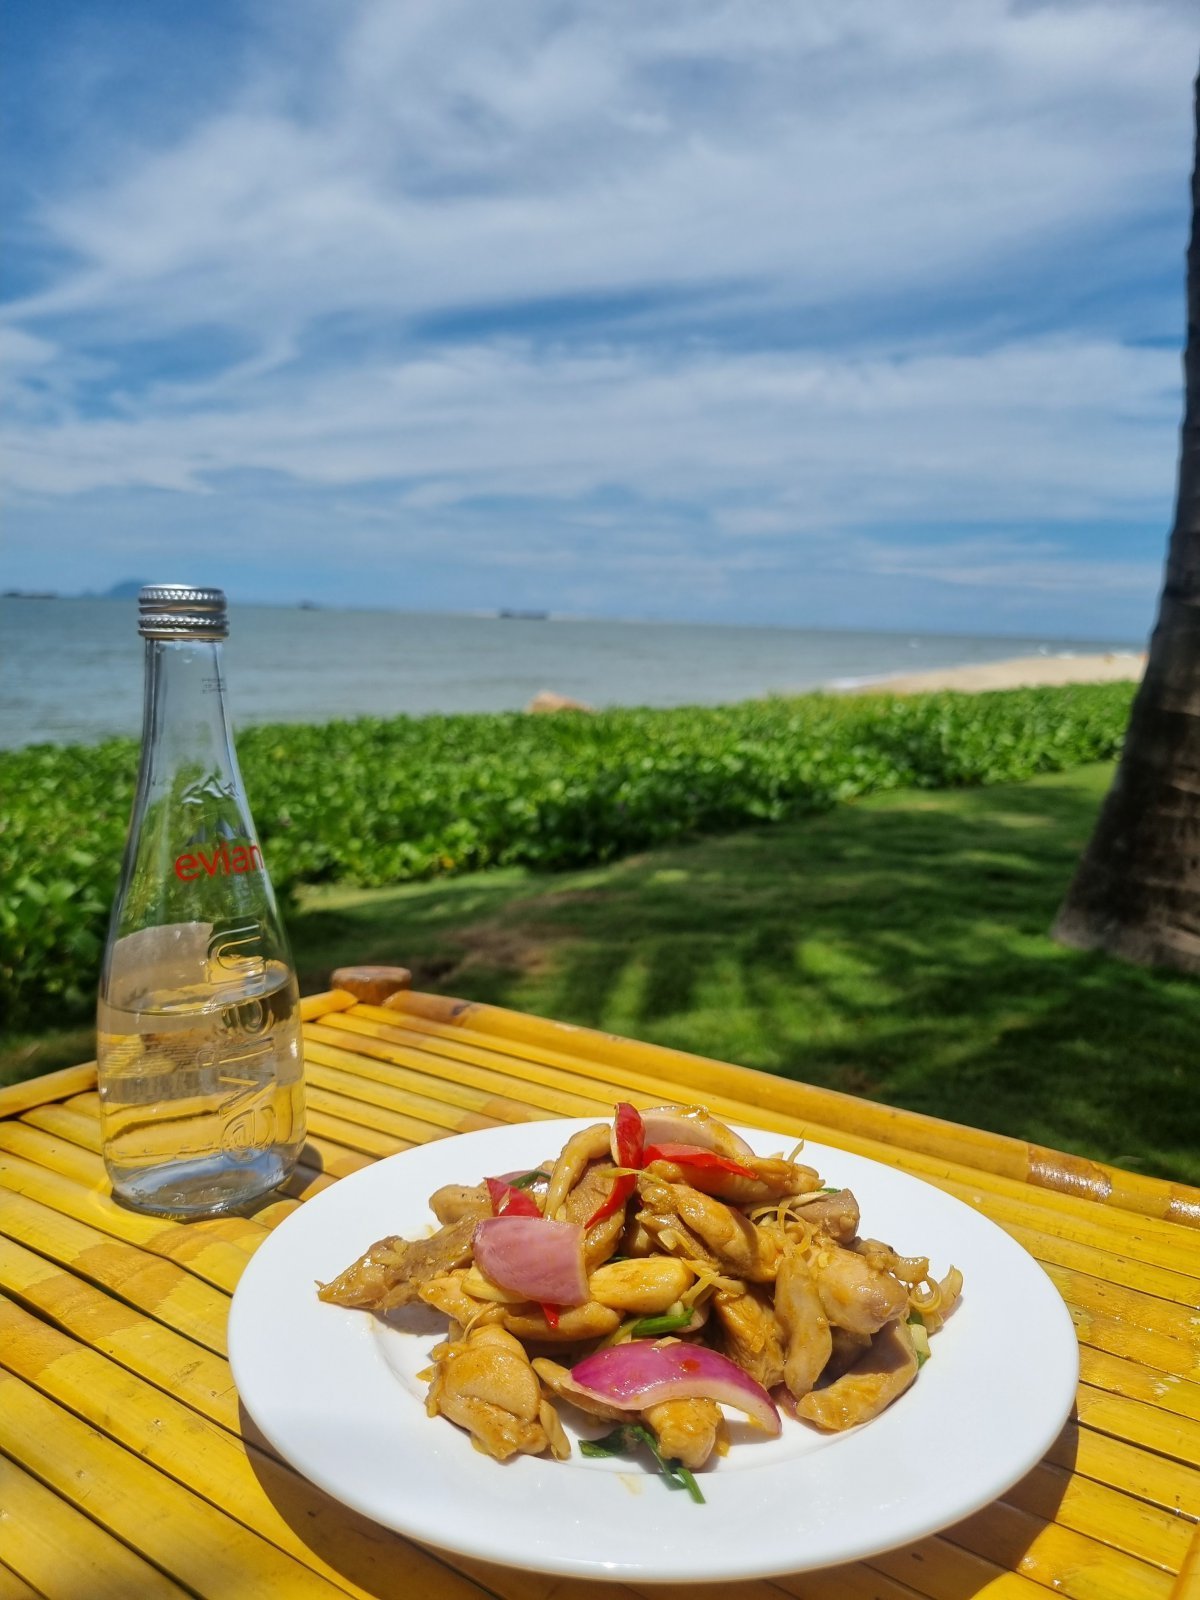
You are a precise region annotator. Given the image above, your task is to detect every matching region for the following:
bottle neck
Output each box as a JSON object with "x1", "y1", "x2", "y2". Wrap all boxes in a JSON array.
[{"x1": 139, "y1": 636, "x2": 240, "y2": 793}]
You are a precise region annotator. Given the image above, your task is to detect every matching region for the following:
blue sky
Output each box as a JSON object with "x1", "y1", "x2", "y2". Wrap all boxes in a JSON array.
[{"x1": 1, "y1": 0, "x2": 1195, "y2": 637}]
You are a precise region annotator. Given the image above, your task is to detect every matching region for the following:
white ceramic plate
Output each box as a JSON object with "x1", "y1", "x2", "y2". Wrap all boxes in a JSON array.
[{"x1": 228, "y1": 1120, "x2": 1079, "y2": 1583}]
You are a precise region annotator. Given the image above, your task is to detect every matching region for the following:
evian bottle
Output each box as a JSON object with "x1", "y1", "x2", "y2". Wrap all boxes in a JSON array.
[{"x1": 96, "y1": 585, "x2": 306, "y2": 1216}]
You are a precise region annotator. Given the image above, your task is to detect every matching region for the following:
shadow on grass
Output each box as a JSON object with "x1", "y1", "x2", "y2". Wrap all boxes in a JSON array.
[{"x1": 290, "y1": 767, "x2": 1199, "y2": 1185}]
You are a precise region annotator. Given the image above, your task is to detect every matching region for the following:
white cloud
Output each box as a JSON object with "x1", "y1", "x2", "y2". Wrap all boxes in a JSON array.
[{"x1": 0, "y1": 0, "x2": 1192, "y2": 629}]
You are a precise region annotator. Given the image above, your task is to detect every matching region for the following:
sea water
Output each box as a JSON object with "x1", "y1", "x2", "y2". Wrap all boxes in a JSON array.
[{"x1": 0, "y1": 597, "x2": 1144, "y2": 750}]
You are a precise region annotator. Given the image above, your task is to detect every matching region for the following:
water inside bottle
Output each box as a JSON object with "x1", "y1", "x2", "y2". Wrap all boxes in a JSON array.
[{"x1": 97, "y1": 951, "x2": 305, "y2": 1216}]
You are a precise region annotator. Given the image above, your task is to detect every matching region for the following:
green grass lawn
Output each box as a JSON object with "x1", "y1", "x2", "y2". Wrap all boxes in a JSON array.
[{"x1": 6, "y1": 761, "x2": 1198, "y2": 1185}]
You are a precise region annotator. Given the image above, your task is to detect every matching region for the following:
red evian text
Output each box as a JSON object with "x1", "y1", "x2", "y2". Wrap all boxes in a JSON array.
[{"x1": 174, "y1": 842, "x2": 264, "y2": 881}]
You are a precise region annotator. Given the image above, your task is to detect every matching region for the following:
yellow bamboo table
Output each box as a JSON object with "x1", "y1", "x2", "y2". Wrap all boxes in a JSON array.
[{"x1": 1, "y1": 974, "x2": 1198, "y2": 1600}]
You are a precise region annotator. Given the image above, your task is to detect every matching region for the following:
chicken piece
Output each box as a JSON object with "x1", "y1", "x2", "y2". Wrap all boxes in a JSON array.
[
  {"x1": 562, "y1": 1164, "x2": 628, "y2": 1268},
  {"x1": 420, "y1": 1269, "x2": 506, "y2": 1328},
  {"x1": 826, "y1": 1326, "x2": 872, "y2": 1380},
  {"x1": 643, "y1": 1154, "x2": 820, "y2": 1208},
  {"x1": 637, "y1": 1176, "x2": 781, "y2": 1282},
  {"x1": 545, "y1": 1123, "x2": 612, "y2": 1217},
  {"x1": 808, "y1": 1242, "x2": 909, "y2": 1336},
  {"x1": 791, "y1": 1187, "x2": 861, "y2": 1245},
  {"x1": 642, "y1": 1398, "x2": 723, "y2": 1471},
  {"x1": 428, "y1": 1183, "x2": 493, "y2": 1225},
  {"x1": 317, "y1": 1216, "x2": 477, "y2": 1310},
  {"x1": 796, "y1": 1319, "x2": 919, "y2": 1431},
  {"x1": 420, "y1": 1271, "x2": 620, "y2": 1342},
  {"x1": 500, "y1": 1300, "x2": 622, "y2": 1343},
  {"x1": 854, "y1": 1236, "x2": 929, "y2": 1284},
  {"x1": 588, "y1": 1256, "x2": 695, "y2": 1313},
  {"x1": 713, "y1": 1285, "x2": 786, "y2": 1390},
  {"x1": 773, "y1": 1249, "x2": 832, "y2": 1398},
  {"x1": 621, "y1": 1213, "x2": 659, "y2": 1257},
  {"x1": 427, "y1": 1324, "x2": 565, "y2": 1460}
]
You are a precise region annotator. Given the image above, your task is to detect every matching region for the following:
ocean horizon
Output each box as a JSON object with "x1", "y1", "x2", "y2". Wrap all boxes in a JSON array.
[{"x1": 0, "y1": 596, "x2": 1145, "y2": 752}]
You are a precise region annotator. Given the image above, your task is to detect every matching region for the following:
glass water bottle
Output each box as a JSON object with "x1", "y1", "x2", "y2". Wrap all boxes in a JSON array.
[{"x1": 96, "y1": 585, "x2": 306, "y2": 1216}]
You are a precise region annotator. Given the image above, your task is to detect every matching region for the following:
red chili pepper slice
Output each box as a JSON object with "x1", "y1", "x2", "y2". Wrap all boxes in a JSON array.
[
  {"x1": 486, "y1": 1176, "x2": 541, "y2": 1217},
  {"x1": 540, "y1": 1302, "x2": 561, "y2": 1330},
  {"x1": 641, "y1": 1142, "x2": 757, "y2": 1179},
  {"x1": 585, "y1": 1170, "x2": 637, "y2": 1229},
  {"x1": 613, "y1": 1101, "x2": 645, "y2": 1169}
]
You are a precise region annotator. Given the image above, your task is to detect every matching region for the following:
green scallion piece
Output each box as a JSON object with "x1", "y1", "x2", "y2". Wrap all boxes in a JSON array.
[
  {"x1": 628, "y1": 1308, "x2": 695, "y2": 1338},
  {"x1": 578, "y1": 1424, "x2": 705, "y2": 1504},
  {"x1": 508, "y1": 1169, "x2": 550, "y2": 1189}
]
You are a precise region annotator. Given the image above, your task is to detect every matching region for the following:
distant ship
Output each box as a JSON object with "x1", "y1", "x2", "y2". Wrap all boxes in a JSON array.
[{"x1": 498, "y1": 608, "x2": 549, "y2": 621}]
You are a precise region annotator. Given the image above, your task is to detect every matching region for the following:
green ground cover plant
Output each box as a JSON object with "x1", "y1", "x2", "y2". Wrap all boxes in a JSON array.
[
  {"x1": 7, "y1": 762, "x2": 1196, "y2": 1185},
  {"x1": 1, "y1": 682, "x2": 1133, "y2": 1027}
]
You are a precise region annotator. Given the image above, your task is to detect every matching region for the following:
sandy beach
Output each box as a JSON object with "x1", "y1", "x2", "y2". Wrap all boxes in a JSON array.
[{"x1": 843, "y1": 651, "x2": 1146, "y2": 696}]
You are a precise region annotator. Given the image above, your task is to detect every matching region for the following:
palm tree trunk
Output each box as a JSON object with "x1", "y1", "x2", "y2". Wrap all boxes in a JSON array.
[{"x1": 1052, "y1": 68, "x2": 1200, "y2": 971}]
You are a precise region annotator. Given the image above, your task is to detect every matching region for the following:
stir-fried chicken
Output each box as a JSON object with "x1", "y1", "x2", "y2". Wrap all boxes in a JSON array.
[
  {"x1": 713, "y1": 1285, "x2": 786, "y2": 1390},
  {"x1": 316, "y1": 1215, "x2": 477, "y2": 1311},
  {"x1": 562, "y1": 1163, "x2": 629, "y2": 1268},
  {"x1": 420, "y1": 1269, "x2": 621, "y2": 1342},
  {"x1": 773, "y1": 1249, "x2": 833, "y2": 1398},
  {"x1": 796, "y1": 1319, "x2": 919, "y2": 1431},
  {"x1": 642, "y1": 1154, "x2": 820, "y2": 1208},
  {"x1": 427, "y1": 1325, "x2": 569, "y2": 1460},
  {"x1": 808, "y1": 1240, "x2": 909, "y2": 1336},
  {"x1": 428, "y1": 1183, "x2": 492, "y2": 1225},
  {"x1": 792, "y1": 1187, "x2": 861, "y2": 1245},
  {"x1": 643, "y1": 1398, "x2": 723, "y2": 1471},
  {"x1": 637, "y1": 1176, "x2": 781, "y2": 1282},
  {"x1": 319, "y1": 1102, "x2": 962, "y2": 1479},
  {"x1": 544, "y1": 1122, "x2": 611, "y2": 1217}
]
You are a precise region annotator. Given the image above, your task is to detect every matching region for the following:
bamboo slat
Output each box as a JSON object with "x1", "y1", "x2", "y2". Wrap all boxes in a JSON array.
[
  {"x1": 0, "y1": 1149, "x2": 257, "y2": 1291},
  {"x1": 0, "y1": 1369, "x2": 351, "y2": 1599},
  {"x1": 0, "y1": 1453, "x2": 191, "y2": 1600},
  {"x1": 1004, "y1": 1461, "x2": 1194, "y2": 1573},
  {"x1": 0, "y1": 1559, "x2": 45, "y2": 1600},
  {"x1": 0, "y1": 1232, "x2": 240, "y2": 1431},
  {"x1": 20, "y1": 1100, "x2": 101, "y2": 1151},
  {"x1": 0, "y1": 1296, "x2": 488, "y2": 1600},
  {"x1": 0, "y1": 1187, "x2": 232, "y2": 1353},
  {"x1": 0, "y1": 1063, "x2": 97, "y2": 1119},
  {"x1": 3, "y1": 982, "x2": 1197, "y2": 1599}
]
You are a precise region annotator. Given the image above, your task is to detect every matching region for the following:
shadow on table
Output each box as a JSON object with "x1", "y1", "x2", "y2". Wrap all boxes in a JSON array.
[{"x1": 236, "y1": 1402, "x2": 1078, "y2": 1599}]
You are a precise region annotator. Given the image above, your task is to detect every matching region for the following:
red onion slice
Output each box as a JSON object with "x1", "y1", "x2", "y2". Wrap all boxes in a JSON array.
[
  {"x1": 569, "y1": 1340, "x2": 781, "y2": 1435},
  {"x1": 639, "y1": 1107, "x2": 756, "y2": 1161},
  {"x1": 473, "y1": 1216, "x2": 589, "y2": 1306}
]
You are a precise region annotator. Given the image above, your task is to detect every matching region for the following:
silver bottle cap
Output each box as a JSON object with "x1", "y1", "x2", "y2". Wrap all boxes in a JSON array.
[{"x1": 138, "y1": 585, "x2": 228, "y2": 639}]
